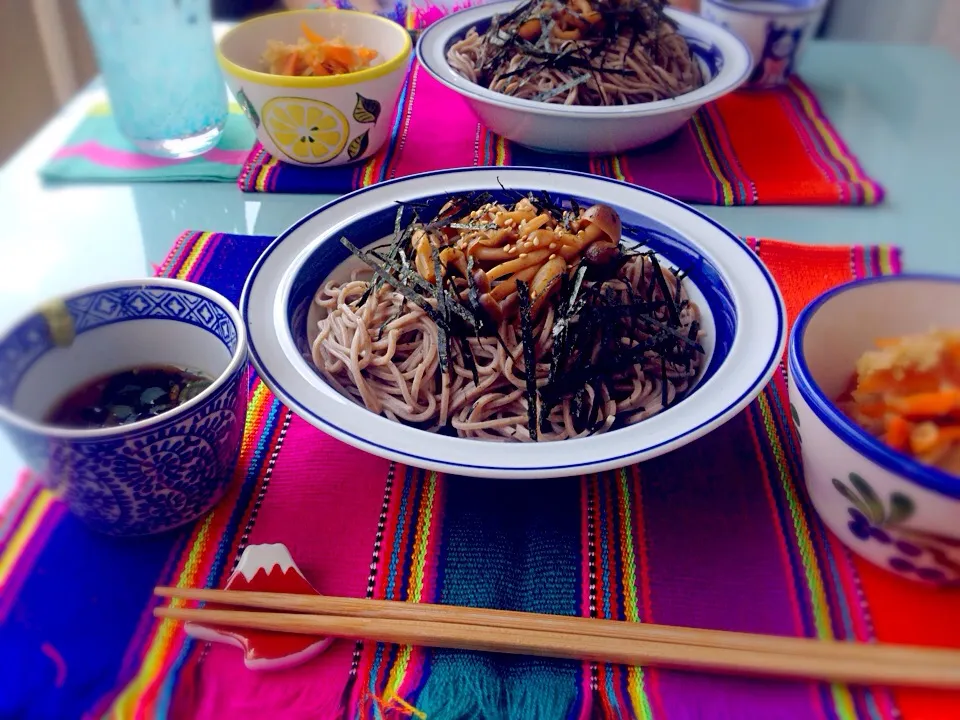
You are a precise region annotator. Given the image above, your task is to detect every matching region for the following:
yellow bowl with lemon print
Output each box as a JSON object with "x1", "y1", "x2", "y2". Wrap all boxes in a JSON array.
[{"x1": 218, "y1": 9, "x2": 412, "y2": 167}]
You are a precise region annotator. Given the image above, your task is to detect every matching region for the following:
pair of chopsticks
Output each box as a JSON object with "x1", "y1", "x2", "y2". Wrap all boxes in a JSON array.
[{"x1": 155, "y1": 587, "x2": 960, "y2": 688}]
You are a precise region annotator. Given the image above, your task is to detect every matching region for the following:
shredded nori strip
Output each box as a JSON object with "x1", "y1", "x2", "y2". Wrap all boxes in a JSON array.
[
  {"x1": 432, "y1": 248, "x2": 451, "y2": 373},
  {"x1": 340, "y1": 238, "x2": 442, "y2": 325},
  {"x1": 516, "y1": 281, "x2": 539, "y2": 442},
  {"x1": 357, "y1": 205, "x2": 409, "y2": 308},
  {"x1": 474, "y1": 0, "x2": 676, "y2": 94},
  {"x1": 645, "y1": 251, "x2": 682, "y2": 326},
  {"x1": 539, "y1": 264, "x2": 587, "y2": 429},
  {"x1": 660, "y1": 351, "x2": 669, "y2": 408}
]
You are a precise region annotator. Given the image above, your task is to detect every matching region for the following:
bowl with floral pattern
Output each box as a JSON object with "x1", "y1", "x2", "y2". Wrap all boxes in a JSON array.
[
  {"x1": 789, "y1": 275, "x2": 960, "y2": 586},
  {"x1": 0, "y1": 279, "x2": 248, "y2": 536},
  {"x1": 217, "y1": 9, "x2": 412, "y2": 167}
]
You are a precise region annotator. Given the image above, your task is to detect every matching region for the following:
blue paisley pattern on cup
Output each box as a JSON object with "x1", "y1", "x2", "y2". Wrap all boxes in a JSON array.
[
  {"x1": 0, "y1": 282, "x2": 247, "y2": 536},
  {"x1": 5, "y1": 364, "x2": 247, "y2": 536},
  {"x1": 0, "y1": 286, "x2": 238, "y2": 405}
]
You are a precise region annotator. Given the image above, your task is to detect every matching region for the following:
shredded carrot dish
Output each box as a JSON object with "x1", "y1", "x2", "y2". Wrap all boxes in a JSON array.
[
  {"x1": 262, "y1": 22, "x2": 379, "y2": 77},
  {"x1": 842, "y1": 329, "x2": 960, "y2": 473}
]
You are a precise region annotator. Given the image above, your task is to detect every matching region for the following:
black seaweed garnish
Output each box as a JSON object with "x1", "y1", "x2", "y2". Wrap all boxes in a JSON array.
[
  {"x1": 660, "y1": 351, "x2": 668, "y2": 408},
  {"x1": 645, "y1": 251, "x2": 682, "y2": 326},
  {"x1": 538, "y1": 264, "x2": 587, "y2": 430},
  {"x1": 432, "y1": 247, "x2": 452, "y2": 373},
  {"x1": 516, "y1": 280, "x2": 539, "y2": 441},
  {"x1": 336, "y1": 186, "x2": 704, "y2": 437},
  {"x1": 472, "y1": 0, "x2": 679, "y2": 102},
  {"x1": 357, "y1": 205, "x2": 410, "y2": 308}
]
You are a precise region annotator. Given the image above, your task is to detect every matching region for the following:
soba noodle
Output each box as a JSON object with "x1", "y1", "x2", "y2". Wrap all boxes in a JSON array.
[
  {"x1": 308, "y1": 194, "x2": 704, "y2": 442},
  {"x1": 446, "y1": 0, "x2": 704, "y2": 106}
]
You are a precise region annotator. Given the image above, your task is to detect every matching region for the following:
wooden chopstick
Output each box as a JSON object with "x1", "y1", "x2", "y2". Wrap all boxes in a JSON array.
[
  {"x1": 156, "y1": 587, "x2": 946, "y2": 663},
  {"x1": 155, "y1": 587, "x2": 960, "y2": 687},
  {"x1": 154, "y1": 606, "x2": 960, "y2": 688}
]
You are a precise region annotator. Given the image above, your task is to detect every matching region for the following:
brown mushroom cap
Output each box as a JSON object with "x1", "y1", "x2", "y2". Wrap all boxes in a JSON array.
[
  {"x1": 582, "y1": 239, "x2": 620, "y2": 266},
  {"x1": 581, "y1": 204, "x2": 622, "y2": 245}
]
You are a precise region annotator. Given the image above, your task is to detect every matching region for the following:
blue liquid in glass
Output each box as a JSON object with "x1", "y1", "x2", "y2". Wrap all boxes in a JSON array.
[{"x1": 79, "y1": 0, "x2": 228, "y2": 158}]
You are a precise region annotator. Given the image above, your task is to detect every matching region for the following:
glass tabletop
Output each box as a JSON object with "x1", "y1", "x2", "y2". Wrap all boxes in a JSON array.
[{"x1": 0, "y1": 39, "x2": 958, "y2": 498}]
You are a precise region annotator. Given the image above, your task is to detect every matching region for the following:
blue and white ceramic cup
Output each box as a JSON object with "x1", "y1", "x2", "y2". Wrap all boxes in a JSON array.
[
  {"x1": 789, "y1": 276, "x2": 960, "y2": 586},
  {"x1": 0, "y1": 279, "x2": 248, "y2": 536},
  {"x1": 700, "y1": 0, "x2": 828, "y2": 89}
]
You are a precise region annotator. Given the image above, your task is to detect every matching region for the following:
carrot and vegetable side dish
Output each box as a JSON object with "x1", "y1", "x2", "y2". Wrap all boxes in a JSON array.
[
  {"x1": 841, "y1": 330, "x2": 960, "y2": 474},
  {"x1": 261, "y1": 22, "x2": 379, "y2": 77}
]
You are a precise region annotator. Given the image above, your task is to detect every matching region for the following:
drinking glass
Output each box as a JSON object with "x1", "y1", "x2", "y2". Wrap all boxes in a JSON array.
[{"x1": 78, "y1": 0, "x2": 228, "y2": 158}]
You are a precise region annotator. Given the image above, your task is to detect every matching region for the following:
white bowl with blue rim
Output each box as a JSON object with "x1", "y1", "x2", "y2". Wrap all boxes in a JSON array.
[
  {"x1": 700, "y1": 0, "x2": 827, "y2": 89},
  {"x1": 0, "y1": 279, "x2": 248, "y2": 536},
  {"x1": 789, "y1": 275, "x2": 960, "y2": 586},
  {"x1": 241, "y1": 167, "x2": 785, "y2": 479},
  {"x1": 416, "y1": 1, "x2": 752, "y2": 154}
]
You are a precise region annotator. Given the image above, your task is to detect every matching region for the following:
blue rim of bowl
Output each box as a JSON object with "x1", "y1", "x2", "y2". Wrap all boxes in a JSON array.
[
  {"x1": 240, "y1": 167, "x2": 786, "y2": 473},
  {"x1": 703, "y1": 0, "x2": 827, "y2": 16},
  {"x1": 790, "y1": 273, "x2": 960, "y2": 500},
  {"x1": 416, "y1": 2, "x2": 753, "y2": 119},
  {"x1": 0, "y1": 278, "x2": 248, "y2": 440}
]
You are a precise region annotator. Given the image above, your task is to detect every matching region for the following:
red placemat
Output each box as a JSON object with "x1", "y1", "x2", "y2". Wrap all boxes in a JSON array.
[{"x1": 239, "y1": 60, "x2": 884, "y2": 206}]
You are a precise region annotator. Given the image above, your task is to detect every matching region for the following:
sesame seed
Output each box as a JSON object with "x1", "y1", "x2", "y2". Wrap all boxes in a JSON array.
[
  {"x1": 549, "y1": 242, "x2": 557, "y2": 250},
  {"x1": 549, "y1": 253, "x2": 557, "y2": 260},
  {"x1": 508, "y1": 246, "x2": 518, "y2": 254},
  {"x1": 519, "y1": 253, "x2": 528, "y2": 259},
  {"x1": 533, "y1": 238, "x2": 540, "y2": 246},
  {"x1": 504, "y1": 218, "x2": 515, "y2": 227}
]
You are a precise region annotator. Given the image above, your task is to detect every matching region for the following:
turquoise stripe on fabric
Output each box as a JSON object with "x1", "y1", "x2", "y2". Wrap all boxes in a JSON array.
[{"x1": 414, "y1": 476, "x2": 584, "y2": 719}]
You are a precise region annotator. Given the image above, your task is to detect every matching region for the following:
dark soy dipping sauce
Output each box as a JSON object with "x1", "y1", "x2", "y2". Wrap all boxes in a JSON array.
[{"x1": 46, "y1": 365, "x2": 213, "y2": 429}]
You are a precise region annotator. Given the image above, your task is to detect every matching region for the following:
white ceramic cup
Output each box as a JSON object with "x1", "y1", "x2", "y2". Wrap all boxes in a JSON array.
[{"x1": 700, "y1": 0, "x2": 827, "y2": 89}]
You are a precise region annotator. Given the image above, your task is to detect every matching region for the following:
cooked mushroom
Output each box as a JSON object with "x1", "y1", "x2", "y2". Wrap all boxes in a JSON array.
[
  {"x1": 579, "y1": 204, "x2": 622, "y2": 245},
  {"x1": 414, "y1": 229, "x2": 435, "y2": 282},
  {"x1": 439, "y1": 246, "x2": 468, "y2": 277},
  {"x1": 571, "y1": 0, "x2": 602, "y2": 24},
  {"x1": 582, "y1": 239, "x2": 621, "y2": 266},
  {"x1": 517, "y1": 18, "x2": 541, "y2": 41},
  {"x1": 471, "y1": 267, "x2": 491, "y2": 295},
  {"x1": 530, "y1": 255, "x2": 568, "y2": 316},
  {"x1": 477, "y1": 292, "x2": 503, "y2": 325}
]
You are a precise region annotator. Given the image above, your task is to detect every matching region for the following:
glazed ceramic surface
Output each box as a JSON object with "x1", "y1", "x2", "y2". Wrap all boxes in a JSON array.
[
  {"x1": 241, "y1": 167, "x2": 786, "y2": 478},
  {"x1": 185, "y1": 543, "x2": 331, "y2": 670},
  {"x1": 0, "y1": 279, "x2": 248, "y2": 536},
  {"x1": 416, "y1": 2, "x2": 752, "y2": 154},
  {"x1": 218, "y1": 9, "x2": 412, "y2": 167},
  {"x1": 701, "y1": 0, "x2": 827, "y2": 89},
  {"x1": 789, "y1": 275, "x2": 960, "y2": 586}
]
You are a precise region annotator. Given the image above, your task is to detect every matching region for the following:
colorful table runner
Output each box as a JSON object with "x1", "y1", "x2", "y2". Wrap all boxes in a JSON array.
[
  {"x1": 40, "y1": 102, "x2": 256, "y2": 184},
  {"x1": 239, "y1": 58, "x2": 884, "y2": 206},
  {"x1": 3, "y1": 232, "x2": 959, "y2": 720}
]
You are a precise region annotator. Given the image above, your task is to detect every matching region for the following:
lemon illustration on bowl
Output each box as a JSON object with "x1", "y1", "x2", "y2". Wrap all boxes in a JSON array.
[{"x1": 262, "y1": 97, "x2": 348, "y2": 164}]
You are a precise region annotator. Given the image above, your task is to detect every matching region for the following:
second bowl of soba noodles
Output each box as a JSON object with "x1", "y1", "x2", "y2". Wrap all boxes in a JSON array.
[
  {"x1": 415, "y1": 0, "x2": 753, "y2": 153},
  {"x1": 240, "y1": 168, "x2": 785, "y2": 478}
]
